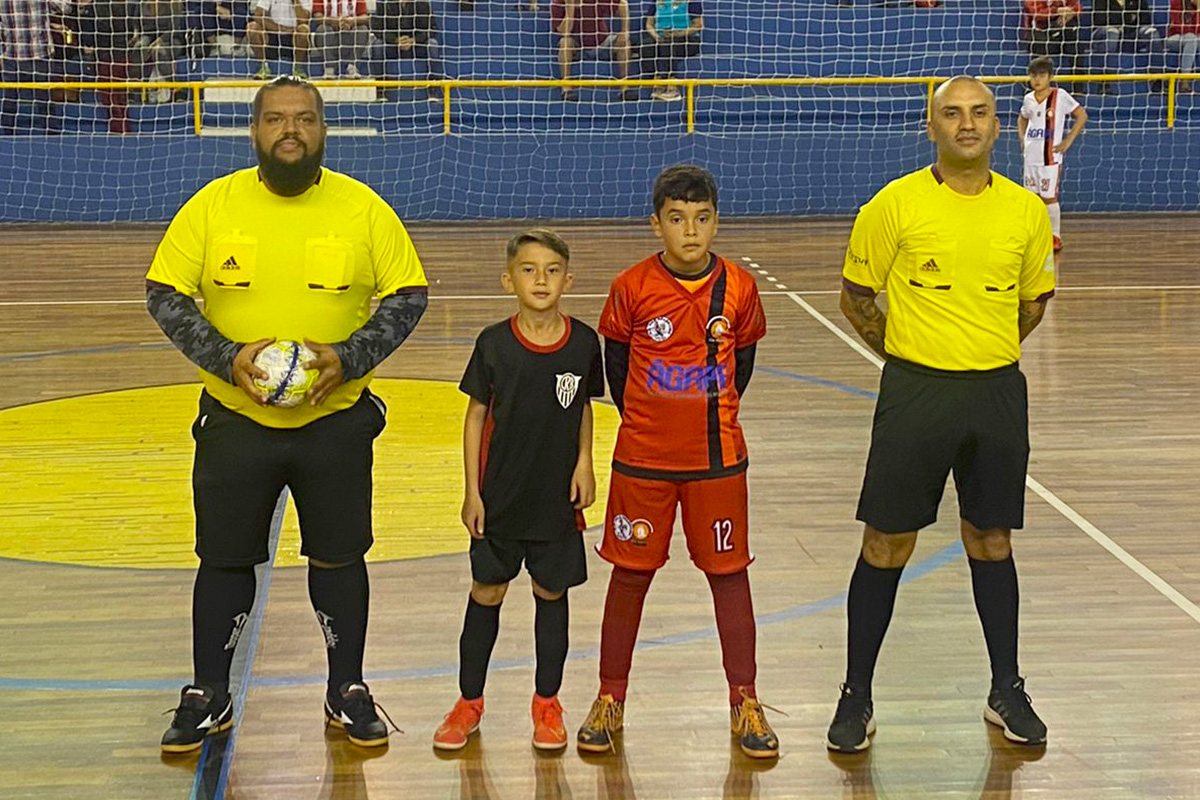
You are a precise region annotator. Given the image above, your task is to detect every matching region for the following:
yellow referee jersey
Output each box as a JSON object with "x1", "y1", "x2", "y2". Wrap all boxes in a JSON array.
[
  {"x1": 147, "y1": 167, "x2": 427, "y2": 428},
  {"x1": 842, "y1": 166, "x2": 1055, "y2": 371}
]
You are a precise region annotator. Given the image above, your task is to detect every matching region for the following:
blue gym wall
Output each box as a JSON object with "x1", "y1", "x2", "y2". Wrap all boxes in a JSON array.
[{"x1": 2, "y1": 130, "x2": 1198, "y2": 222}]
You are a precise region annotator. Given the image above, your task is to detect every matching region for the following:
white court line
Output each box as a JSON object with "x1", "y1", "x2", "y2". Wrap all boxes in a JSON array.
[
  {"x1": 784, "y1": 289, "x2": 1200, "y2": 626},
  {"x1": 3, "y1": 283, "x2": 1200, "y2": 308}
]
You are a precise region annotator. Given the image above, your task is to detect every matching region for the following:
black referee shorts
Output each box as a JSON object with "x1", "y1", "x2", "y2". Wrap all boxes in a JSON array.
[
  {"x1": 856, "y1": 357, "x2": 1029, "y2": 534},
  {"x1": 469, "y1": 534, "x2": 588, "y2": 594},
  {"x1": 191, "y1": 389, "x2": 387, "y2": 567}
]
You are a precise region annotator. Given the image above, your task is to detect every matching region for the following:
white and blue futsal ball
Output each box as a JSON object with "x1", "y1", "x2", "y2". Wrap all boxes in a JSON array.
[{"x1": 252, "y1": 340, "x2": 318, "y2": 408}]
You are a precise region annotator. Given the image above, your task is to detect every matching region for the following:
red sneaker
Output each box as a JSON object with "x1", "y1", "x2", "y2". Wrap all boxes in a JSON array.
[
  {"x1": 531, "y1": 694, "x2": 568, "y2": 750},
  {"x1": 433, "y1": 696, "x2": 483, "y2": 750}
]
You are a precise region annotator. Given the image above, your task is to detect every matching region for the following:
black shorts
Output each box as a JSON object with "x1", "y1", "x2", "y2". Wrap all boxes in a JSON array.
[
  {"x1": 469, "y1": 534, "x2": 588, "y2": 594},
  {"x1": 191, "y1": 389, "x2": 387, "y2": 567},
  {"x1": 856, "y1": 358, "x2": 1029, "y2": 533}
]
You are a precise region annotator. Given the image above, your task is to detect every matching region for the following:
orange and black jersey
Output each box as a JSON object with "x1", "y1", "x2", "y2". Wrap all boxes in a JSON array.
[
  {"x1": 460, "y1": 316, "x2": 605, "y2": 541},
  {"x1": 599, "y1": 253, "x2": 766, "y2": 480}
]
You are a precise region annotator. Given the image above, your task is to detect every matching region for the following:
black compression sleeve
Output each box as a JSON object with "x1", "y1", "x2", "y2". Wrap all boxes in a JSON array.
[
  {"x1": 330, "y1": 286, "x2": 428, "y2": 380},
  {"x1": 604, "y1": 337, "x2": 630, "y2": 415},
  {"x1": 735, "y1": 343, "x2": 756, "y2": 397},
  {"x1": 145, "y1": 282, "x2": 240, "y2": 383}
]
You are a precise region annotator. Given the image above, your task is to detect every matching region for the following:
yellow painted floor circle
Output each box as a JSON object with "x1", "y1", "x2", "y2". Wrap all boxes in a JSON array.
[{"x1": 0, "y1": 380, "x2": 619, "y2": 569}]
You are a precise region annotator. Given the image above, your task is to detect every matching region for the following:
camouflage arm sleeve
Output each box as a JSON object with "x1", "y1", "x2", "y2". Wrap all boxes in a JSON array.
[
  {"x1": 145, "y1": 281, "x2": 240, "y2": 384},
  {"x1": 331, "y1": 286, "x2": 428, "y2": 381}
]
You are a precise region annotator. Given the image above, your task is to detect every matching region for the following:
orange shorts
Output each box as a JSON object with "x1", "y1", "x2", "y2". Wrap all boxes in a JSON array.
[{"x1": 597, "y1": 469, "x2": 752, "y2": 575}]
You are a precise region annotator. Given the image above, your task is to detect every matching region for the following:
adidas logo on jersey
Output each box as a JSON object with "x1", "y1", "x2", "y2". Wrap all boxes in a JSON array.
[
  {"x1": 220, "y1": 256, "x2": 239, "y2": 269},
  {"x1": 920, "y1": 258, "x2": 940, "y2": 272}
]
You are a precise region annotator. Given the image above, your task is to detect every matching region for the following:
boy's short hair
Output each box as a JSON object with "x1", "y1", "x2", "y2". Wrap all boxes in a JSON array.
[
  {"x1": 652, "y1": 165, "x2": 719, "y2": 215},
  {"x1": 506, "y1": 228, "x2": 570, "y2": 267},
  {"x1": 1028, "y1": 56, "x2": 1055, "y2": 77}
]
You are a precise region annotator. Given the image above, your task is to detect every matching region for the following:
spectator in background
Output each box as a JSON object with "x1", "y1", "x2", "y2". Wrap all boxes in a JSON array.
[
  {"x1": 73, "y1": 0, "x2": 135, "y2": 133},
  {"x1": 1023, "y1": 0, "x2": 1082, "y2": 84},
  {"x1": 1168, "y1": 0, "x2": 1200, "y2": 92},
  {"x1": 372, "y1": 0, "x2": 442, "y2": 99},
  {"x1": 1, "y1": 0, "x2": 64, "y2": 134},
  {"x1": 247, "y1": 0, "x2": 311, "y2": 78},
  {"x1": 188, "y1": 1, "x2": 249, "y2": 57},
  {"x1": 313, "y1": 0, "x2": 368, "y2": 78},
  {"x1": 552, "y1": 0, "x2": 636, "y2": 102},
  {"x1": 137, "y1": 0, "x2": 186, "y2": 102},
  {"x1": 1091, "y1": 0, "x2": 1159, "y2": 93},
  {"x1": 638, "y1": 0, "x2": 702, "y2": 101}
]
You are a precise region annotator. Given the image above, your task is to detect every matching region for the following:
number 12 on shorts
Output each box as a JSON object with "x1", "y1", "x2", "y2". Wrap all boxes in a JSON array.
[{"x1": 713, "y1": 519, "x2": 734, "y2": 553}]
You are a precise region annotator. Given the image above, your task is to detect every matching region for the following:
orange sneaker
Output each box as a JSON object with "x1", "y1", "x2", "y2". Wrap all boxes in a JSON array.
[
  {"x1": 532, "y1": 694, "x2": 568, "y2": 750},
  {"x1": 433, "y1": 696, "x2": 483, "y2": 750}
]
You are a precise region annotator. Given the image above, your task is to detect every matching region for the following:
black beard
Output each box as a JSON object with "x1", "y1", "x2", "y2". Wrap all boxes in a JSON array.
[{"x1": 256, "y1": 137, "x2": 325, "y2": 196}]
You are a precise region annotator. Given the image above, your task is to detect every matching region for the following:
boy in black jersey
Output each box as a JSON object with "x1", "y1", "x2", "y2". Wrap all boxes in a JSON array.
[{"x1": 433, "y1": 229, "x2": 605, "y2": 752}]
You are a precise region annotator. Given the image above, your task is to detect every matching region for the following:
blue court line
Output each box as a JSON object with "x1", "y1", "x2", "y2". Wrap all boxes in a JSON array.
[
  {"x1": 189, "y1": 490, "x2": 287, "y2": 800},
  {"x1": 0, "y1": 540, "x2": 963, "y2": 694},
  {"x1": 0, "y1": 364, "x2": 886, "y2": 694},
  {"x1": 755, "y1": 365, "x2": 878, "y2": 400}
]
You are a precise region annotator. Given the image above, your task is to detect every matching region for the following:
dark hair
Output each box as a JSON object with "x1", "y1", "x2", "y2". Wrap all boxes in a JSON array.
[
  {"x1": 506, "y1": 228, "x2": 570, "y2": 265},
  {"x1": 252, "y1": 75, "x2": 324, "y2": 124},
  {"x1": 1028, "y1": 56, "x2": 1055, "y2": 76},
  {"x1": 652, "y1": 164, "x2": 719, "y2": 215}
]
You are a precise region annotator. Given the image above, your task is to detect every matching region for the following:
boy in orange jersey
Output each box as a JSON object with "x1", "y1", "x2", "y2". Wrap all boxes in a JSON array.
[
  {"x1": 432, "y1": 229, "x2": 604, "y2": 752},
  {"x1": 576, "y1": 165, "x2": 777, "y2": 758}
]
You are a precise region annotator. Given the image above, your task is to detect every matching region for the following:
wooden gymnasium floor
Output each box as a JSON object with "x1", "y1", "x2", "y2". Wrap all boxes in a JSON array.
[{"x1": 1, "y1": 216, "x2": 1199, "y2": 800}]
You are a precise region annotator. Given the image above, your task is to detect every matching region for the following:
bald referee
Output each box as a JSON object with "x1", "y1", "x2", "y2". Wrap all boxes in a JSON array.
[
  {"x1": 825, "y1": 76, "x2": 1055, "y2": 753},
  {"x1": 147, "y1": 76, "x2": 428, "y2": 753}
]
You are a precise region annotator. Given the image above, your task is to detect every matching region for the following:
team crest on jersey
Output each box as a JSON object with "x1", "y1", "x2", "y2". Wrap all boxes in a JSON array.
[
  {"x1": 646, "y1": 316, "x2": 674, "y2": 342},
  {"x1": 706, "y1": 315, "x2": 731, "y2": 341},
  {"x1": 555, "y1": 372, "x2": 582, "y2": 409},
  {"x1": 613, "y1": 514, "x2": 633, "y2": 541}
]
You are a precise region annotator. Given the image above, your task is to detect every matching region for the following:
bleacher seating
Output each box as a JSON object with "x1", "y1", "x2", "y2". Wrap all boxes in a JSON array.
[{"x1": 41, "y1": 0, "x2": 1196, "y2": 134}]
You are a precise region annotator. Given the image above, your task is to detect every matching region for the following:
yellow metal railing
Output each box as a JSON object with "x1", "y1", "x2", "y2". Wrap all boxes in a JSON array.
[{"x1": 1, "y1": 74, "x2": 1196, "y2": 136}]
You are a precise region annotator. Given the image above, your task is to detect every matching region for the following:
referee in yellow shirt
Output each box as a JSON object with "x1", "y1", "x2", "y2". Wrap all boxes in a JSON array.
[
  {"x1": 146, "y1": 76, "x2": 428, "y2": 753},
  {"x1": 825, "y1": 77, "x2": 1056, "y2": 754}
]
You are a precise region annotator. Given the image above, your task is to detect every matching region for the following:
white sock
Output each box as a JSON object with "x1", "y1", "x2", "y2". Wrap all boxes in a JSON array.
[{"x1": 1047, "y1": 202, "x2": 1062, "y2": 238}]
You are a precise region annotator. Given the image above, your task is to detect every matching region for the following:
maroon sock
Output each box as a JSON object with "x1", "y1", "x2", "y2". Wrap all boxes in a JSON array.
[
  {"x1": 597, "y1": 566, "x2": 655, "y2": 702},
  {"x1": 707, "y1": 569, "x2": 758, "y2": 705}
]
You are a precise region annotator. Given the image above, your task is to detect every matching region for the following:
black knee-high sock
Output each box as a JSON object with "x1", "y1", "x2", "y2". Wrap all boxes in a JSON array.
[
  {"x1": 459, "y1": 597, "x2": 501, "y2": 700},
  {"x1": 846, "y1": 555, "x2": 905, "y2": 693},
  {"x1": 192, "y1": 562, "x2": 257, "y2": 695},
  {"x1": 308, "y1": 559, "x2": 369, "y2": 694},
  {"x1": 534, "y1": 593, "x2": 569, "y2": 699},
  {"x1": 968, "y1": 555, "x2": 1020, "y2": 686}
]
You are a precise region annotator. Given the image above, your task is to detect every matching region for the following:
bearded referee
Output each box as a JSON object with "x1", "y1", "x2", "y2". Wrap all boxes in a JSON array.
[
  {"x1": 146, "y1": 76, "x2": 428, "y2": 753},
  {"x1": 825, "y1": 76, "x2": 1056, "y2": 753}
]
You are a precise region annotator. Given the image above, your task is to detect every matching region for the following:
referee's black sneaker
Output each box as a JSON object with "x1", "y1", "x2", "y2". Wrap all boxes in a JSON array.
[
  {"x1": 984, "y1": 676, "x2": 1047, "y2": 746},
  {"x1": 161, "y1": 684, "x2": 233, "y2": 754},
  {"x1": 825, "y1": 683, "x2": 875, "y2": 754},
  {"x1": 324, "y1": 682, "x2": 390, "y2": 748}
]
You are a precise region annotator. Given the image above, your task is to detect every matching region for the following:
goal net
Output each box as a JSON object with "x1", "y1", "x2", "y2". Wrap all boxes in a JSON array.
[{"x1": 0, "y1": 0, "x2": 1196, "y2": 221}]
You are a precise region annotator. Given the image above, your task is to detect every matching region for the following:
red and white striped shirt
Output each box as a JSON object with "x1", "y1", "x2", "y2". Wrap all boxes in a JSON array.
[{"x1": 313, "y1": 0, "x2": 367, "y2": 18}]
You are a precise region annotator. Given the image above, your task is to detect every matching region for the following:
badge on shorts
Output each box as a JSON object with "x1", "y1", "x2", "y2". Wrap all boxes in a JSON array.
[
  {"x1": 646, "y1": 316, "x2": 674, "y2": 342},
  {"x1": 630, "y1": 519, "x2": 653, "y2": 546},
  {"x1": 556, "y1": 372, "x2": 582, "y2": 409},
  {"x1": 613, "y1": 514, "x2": 633, "y2": 541}
]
